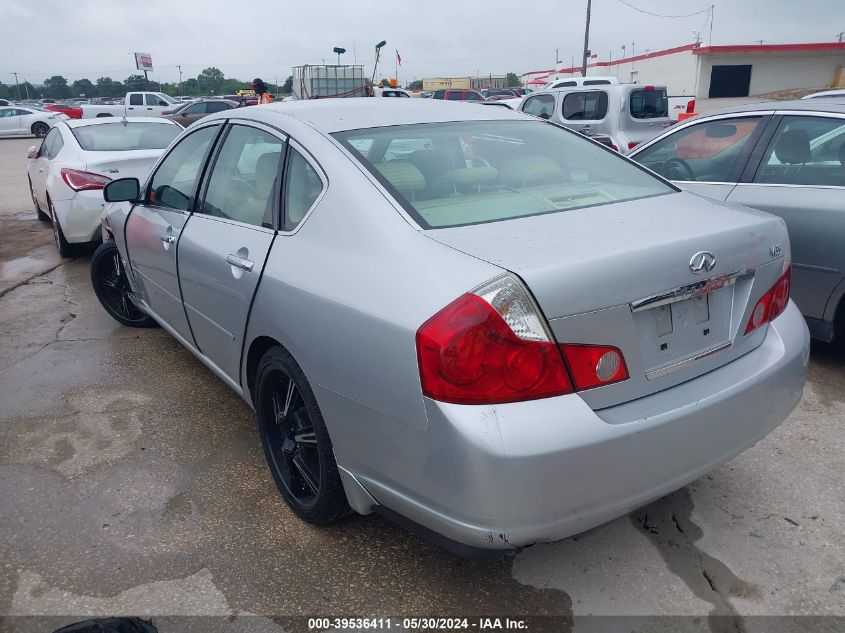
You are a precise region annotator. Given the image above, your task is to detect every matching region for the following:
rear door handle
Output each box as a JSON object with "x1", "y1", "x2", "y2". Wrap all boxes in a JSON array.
[{"x1": 226, "y1": 254, "x2": 254, "y2": 272}]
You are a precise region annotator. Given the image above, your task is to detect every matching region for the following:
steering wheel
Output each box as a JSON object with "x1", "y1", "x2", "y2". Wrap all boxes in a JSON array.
[{"x1": 662, "y1": 157, "x2": 695, "y2": 181}]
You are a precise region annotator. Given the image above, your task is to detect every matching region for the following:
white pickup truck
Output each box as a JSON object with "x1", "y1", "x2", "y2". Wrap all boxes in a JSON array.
[{"x1": 82, "y1": 92, "x2": 177, "y2": 119}]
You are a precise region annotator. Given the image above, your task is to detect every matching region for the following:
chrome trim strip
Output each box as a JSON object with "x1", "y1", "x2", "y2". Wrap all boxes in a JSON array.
[
  {"x1": 630, "y1": 269, "x2": 750, "y2": 313},
  {"x1": 793, "y1": 262, "x2": 840, "y2": 273},
  {"x1": 646, "y1": 341, "x2": 733, "y2": 380},
  {"x1": 732, "y1": 182, "x2": 845, "y2": 191}
]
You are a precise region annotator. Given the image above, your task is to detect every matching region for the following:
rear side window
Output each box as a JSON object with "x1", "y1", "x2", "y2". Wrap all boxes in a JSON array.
[
  {"x1": 446, "y1": 92, "x2": 462, "y2": 101},
  {"x1": 630, "y1": 88, "x2": 669, "y2": 119},
  {"x1": 753, "y1": 115, "x2": 845, "y2": 187},
  {"x1": 465, "y1": 92, "x2": 483, "y2": 101},
  {"x1": 129, "y1": 94, "x2": 143, "y2": 106},
  {"x1": 48, "y1": 131, "x2": 64, "y2": 158},
  {"x1": 206, "y1": 101, "x2": 232, "y2": 113},
  {"x1": 284, "y1": 148, "x2": 324, "y2": 230},
  {"x1": 433, "y1": 90, "x2": 446, "y2": 99},
  {"x1": 552, "y1": 81, "x2": 577, "y2": 88},
  {"x1": 562, "y1": 91, "x2": 608, "y2": 120},
  {"x1": 522, "y1": 94, "x2": 555, "y2": 119}
]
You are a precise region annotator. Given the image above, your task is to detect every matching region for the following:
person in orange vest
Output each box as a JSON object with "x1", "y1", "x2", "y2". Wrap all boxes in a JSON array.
[{"x1": 252, "y1": 78, "x2": 272, "y2": 104}]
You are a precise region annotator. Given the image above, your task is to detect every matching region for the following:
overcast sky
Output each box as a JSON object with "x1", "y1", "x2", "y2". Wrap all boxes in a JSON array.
[{"x1": 1, "y1": 0, "x2": 842, "y2": 86}]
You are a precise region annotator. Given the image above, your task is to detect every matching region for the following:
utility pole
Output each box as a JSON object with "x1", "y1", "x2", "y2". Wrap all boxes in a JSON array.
[
  {"x1": 837, "y1": 32, "x2": 844, "y2": 42},
  {"x1": 177, "y1": 65, "x2": 183, "y2": 96},
  {"x1": 581, "y1": 0, "x2": 592, "y2": 77},
  {"x1": 12, "y1": 72, "x2": 21, "y2": 100}
]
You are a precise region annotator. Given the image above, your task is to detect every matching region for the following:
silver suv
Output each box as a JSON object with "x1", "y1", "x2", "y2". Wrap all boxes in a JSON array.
[{"x1": 519, "y1": 84, "x2": 673, "y2": 153}]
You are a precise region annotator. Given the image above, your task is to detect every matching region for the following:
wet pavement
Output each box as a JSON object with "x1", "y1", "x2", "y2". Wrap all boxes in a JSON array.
[{"x1": 0, "y1": 137, "x2": 843, "y2": 632}]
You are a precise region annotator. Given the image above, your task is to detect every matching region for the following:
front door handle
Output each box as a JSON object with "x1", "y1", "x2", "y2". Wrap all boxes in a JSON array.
[
  {"x1": 159, "y1": 234, "x2": 176, "y2": 244},
  {"x1": 226, "y1": 254, "x2": 254, "y2": 272}
]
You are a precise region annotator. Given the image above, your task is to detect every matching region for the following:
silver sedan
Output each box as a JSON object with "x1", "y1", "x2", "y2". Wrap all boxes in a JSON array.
[{"x1": 91, "y1": 99, "x2": 809, "y2": 555}]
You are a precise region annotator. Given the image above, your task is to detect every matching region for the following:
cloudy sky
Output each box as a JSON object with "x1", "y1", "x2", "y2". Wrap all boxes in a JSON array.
[{"x1": 1, "y1": 0, "x2": 841, "y2": 86}]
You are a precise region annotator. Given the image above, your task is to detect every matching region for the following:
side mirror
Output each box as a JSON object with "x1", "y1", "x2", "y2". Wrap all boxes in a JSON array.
[
  {"x1": 104, "y1": 177, "x2": 140, "y2": 203},
  {"x1": 27, "y1": 146, "x2": 38, "y2": 159}
]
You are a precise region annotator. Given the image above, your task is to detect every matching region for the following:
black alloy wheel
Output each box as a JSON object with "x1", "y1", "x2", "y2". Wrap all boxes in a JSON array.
[
  {"x1": 31, "y1": 122, "x2": 49, "y2": 137},
  {"x1": 255, "y1": 346, "x2": 348, "y2": 524},
  {"x1": 90, "y1": 241, "x2": 157, "y2": 328}
]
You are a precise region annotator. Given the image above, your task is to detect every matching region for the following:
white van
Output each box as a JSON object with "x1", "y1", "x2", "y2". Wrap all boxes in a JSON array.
[{"x1": 519, "y1": 84, "x2": 672, "y2": 154}]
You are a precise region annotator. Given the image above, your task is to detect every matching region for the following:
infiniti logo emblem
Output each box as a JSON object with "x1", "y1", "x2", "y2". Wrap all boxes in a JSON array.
[{"x1": 689, "y1": 251, "x2": 717, "y2": 274}]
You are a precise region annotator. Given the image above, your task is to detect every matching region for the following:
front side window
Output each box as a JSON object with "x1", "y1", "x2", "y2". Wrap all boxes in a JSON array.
[
  {"x1": 201, "y1": 125, "x2": 284, "y2": 227},
  {"x1": 284, "y1": 148, "x2": 324, "y2": 230},
  {"x1": 72, "y1": 122, "x2": 181, "y2": 151},
  {"x1": 335, "y1": 120, "x2": 674, "y2": 229},
  {"x1": 206, "y1": 101, "x2": 233, "y2": 112},
  {"x1": 38, "y1": 128, "x2": 58, "y2": 157},
  {"x1": 753, "y1": 115, "x2": 845, "y2": 187},
  {"x1": 129, "y1": 94, "x2": 143, "y2": 106},
  {"x1": 522, "y1": 94, "x2": 555, "y2": 119},
  {"x1": 630, "y1": 88, "x2": 669, "y2": 119},
  {"x1": 48, "y1": 131, "x2": 64, "y2": 158},
  {"x1": 182, "y1": 103, "x2": 206, "y2": 115},
  {"x1": 446, "y1": 92, "x2": 462, "y2": 101},
  {"x1": 562, "y1": 91, "x2": 608, "y2": 120},
  {"x1": 465, "y1": 92, "x2": 483, "y2": 101},
  {"x1": 147, "y1": 124, "x2": 218, "y2": 211},
  {"x1": 634, "y1": 117, "x2": 763, "y2": 182}
]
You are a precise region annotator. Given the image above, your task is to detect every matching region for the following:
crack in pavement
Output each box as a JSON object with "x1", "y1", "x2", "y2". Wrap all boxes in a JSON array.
[
  {"x1": 0, "y1": 258, "x2": 73, "y2": 299},
  {"x1": 631, "y1": 488, "x2": 761, "y2": 633}
]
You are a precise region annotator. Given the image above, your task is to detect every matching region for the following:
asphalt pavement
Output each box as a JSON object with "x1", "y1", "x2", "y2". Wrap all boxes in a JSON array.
[{"x1": 0, "y1": 135, "x2": 843, "y2": 633}]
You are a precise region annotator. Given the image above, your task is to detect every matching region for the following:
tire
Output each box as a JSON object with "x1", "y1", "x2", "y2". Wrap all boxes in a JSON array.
[
  {"x1": 29, "y1": 177, "x2": 50, "y2": 222},
  {"x1": 90, "y1": 241, "x2": 158, "y2": 328},
  {"x1": 48, "y1": 199, "x2": 77, "y2": 257},
  {"x1": 255, "y1": 346, "x2": 349, "y2": 525},
  {"x1": 31, "y1": 121, "x2": 49, "y2": 138}
]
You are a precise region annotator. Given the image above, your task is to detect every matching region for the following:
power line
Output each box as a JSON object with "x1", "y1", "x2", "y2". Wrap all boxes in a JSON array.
[{"x1": 617, "y1": 0, "x2": 712, "y2": 19}]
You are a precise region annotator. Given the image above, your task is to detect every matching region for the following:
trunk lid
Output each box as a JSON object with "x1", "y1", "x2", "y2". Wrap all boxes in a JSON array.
[
  {"x1": 426, "y1": 190, "x2": 790, "y2": 409},
  {"x1": 83, "y1": 149, "x2": 163, "y2": 182}
]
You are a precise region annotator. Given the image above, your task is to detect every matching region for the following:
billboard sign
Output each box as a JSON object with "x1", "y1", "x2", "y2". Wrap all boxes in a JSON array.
[
  {"x1": 422, "y1": 77, "x2": 471, "y2": 91},
  {"x1": 134, "y1": 52, "x2": 154, "y2": 72}
]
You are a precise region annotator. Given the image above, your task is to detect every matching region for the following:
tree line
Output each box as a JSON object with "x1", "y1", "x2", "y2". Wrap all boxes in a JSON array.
[{"x1": 2, "y1": 67, "x2": 293, "y2": 100}]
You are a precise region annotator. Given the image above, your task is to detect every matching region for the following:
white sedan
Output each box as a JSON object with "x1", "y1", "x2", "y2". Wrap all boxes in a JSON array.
[
  {"x1": 0, "y1": 106, "x2": 68, "y2": 138},
  {"x1": 26, "y1": 117, "x2": 182, "y2": 255}
]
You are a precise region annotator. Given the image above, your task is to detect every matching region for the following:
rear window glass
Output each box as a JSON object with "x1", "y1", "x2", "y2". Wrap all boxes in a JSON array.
[
  {"x1": 562, "y1": 91, "x2": 608, "y2": 120},
  {"x1": 630, "y1": 88, "x2": 669, "y2": 119},
  {"x1": 334, "y1": 120, "x2": 674, "y2": 229},
  {"x1": 72, "y1": 122, "x2": 181, "y2": 151}
]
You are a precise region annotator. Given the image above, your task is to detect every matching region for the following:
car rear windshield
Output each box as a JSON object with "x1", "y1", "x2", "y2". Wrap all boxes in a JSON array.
[
  {"x1": 334, "y1": 120, "x2": 674, "y2": 229},
  {"x1": 630, "y1": 88, "x2": 669, "y2": 119},
  {"x1": 71, "y1": 122, "x2": 181, "y2": 151}
]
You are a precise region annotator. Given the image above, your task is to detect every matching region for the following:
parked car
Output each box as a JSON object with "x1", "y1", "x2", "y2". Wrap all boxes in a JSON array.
[
  {"x1": 630, "y1": 100, "x2": 845, "y2": 347},
  {"x1": 431, "y1": 88, "x2": 485, "y2": 101},
  {"x1": 519, "y1": 84, "x2": 672, "y2": 153},
  {"x1": 0, "y1": 99, "x2": 11, "y2": 107},
  {"x1": 44, "y1": 103, "x2": 83, "y2": 120},
  {"x1": 162, "y1": 98, "x2": 239, "y2": 126},
  {"x1": 0, "y1": 106, "x2": 67, "y2": 137},
  {"x1": 482, "y1": 89, "x2": 519, "y2": 100},
  {"x1": 26, "y1": 117, "x2": 182, "y2": 255},
  {"x1": 90, "y1": 99, "x2": 807, "y2": 555},
  {"x1": 801, "y1": 89, "x2": 845, "y2": 100},
  {"x1": 373, "y1": 87, "x2": 411, "y2": 98},
  {"x1": 82, "y1": 92, "x2": 178, "y2": 118}
]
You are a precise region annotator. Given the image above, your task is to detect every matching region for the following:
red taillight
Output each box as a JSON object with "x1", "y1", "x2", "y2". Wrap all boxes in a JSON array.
[
  {"x1": 609, "y1": 143, "x2": 619, "y2": 151},
  {"x1": 628, "y1": 142, "x2": 639, "y2": 150},
  {"x1": 61, "y1": 168, "x2": 111, "y2": 192},
  {"x1": 416, "y1": 293, "x2": 573, "y2": 405},
  {"x1": 686, "y1": 99, "x2": 696, "y2": 114},
  {"x1": 744, "y1": 267, "x2": 791, "y2": 335},
  {"x1": 560, "y1": 344, "x2": 629, "y2": 391},
  {"x1": 643, "y1": 85, "x2": 655, "y2": 91}
]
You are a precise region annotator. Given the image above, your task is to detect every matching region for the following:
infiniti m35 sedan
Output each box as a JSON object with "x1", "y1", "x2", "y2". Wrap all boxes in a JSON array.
[{"x1": 91, "y1": 99, "x2": 809, "y2": 555}]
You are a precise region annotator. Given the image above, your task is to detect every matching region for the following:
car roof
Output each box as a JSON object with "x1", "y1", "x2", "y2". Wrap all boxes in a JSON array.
[
  {"x1": 219, "y1": 97, "x2": 526, "y2": 133},
  {"x1": 697, "y1": 99, "x2": 845, "y2": 117},
  {"x1": 63, "y1": 117, "x2": 180, "y2": 129}
]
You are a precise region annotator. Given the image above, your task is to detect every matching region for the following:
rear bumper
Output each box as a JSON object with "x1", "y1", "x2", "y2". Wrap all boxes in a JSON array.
[
  {"x1": 52, "y1": 192, "x2": 106, "y2": 243},
  {"x1": 368, "y1": 301, "x2": 809, "y2": 550}
]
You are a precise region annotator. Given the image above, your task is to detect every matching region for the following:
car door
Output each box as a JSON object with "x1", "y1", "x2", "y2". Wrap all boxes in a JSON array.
[
  {"x1": 125, "y1": 122, "x2": 221, "y2": 341},
  {"x1": 727, "y1": 113, "x2": 845, "y2": 326},
  {"x1": 176, "y1": 122, "x2": 285, "y2": 381},
  {"x1": 175, "y1": 102, "x2": 206, "y2": 126},
  {"x1": 0, "y1": 108, "x2": 22, "y2": 135},
  {"x1": 631, "y1": 114, "x2": 771, "y2": 200},
  {"x1": 126, "y1": 93, "x2": 144, "y2": 115},
  {"x1": 559, "y1": 90, "x2": 609, "y2": 137},
  {"x1": 30, "y1": 127, "x2": 59, "y2": 206}
]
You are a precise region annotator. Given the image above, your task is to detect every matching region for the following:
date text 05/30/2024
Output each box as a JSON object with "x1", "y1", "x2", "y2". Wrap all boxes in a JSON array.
[{"x1": 308, "y1": 618, "x2": 529, "y2": 630}]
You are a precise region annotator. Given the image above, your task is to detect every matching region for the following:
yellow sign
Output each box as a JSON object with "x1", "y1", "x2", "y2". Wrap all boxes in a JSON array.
[
  {"x1": 237, "y1": 89, "x2": 256, "y2": 96},
  {"x1": 422, "y1": 77, "x2": 472, "y2": 91}
]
